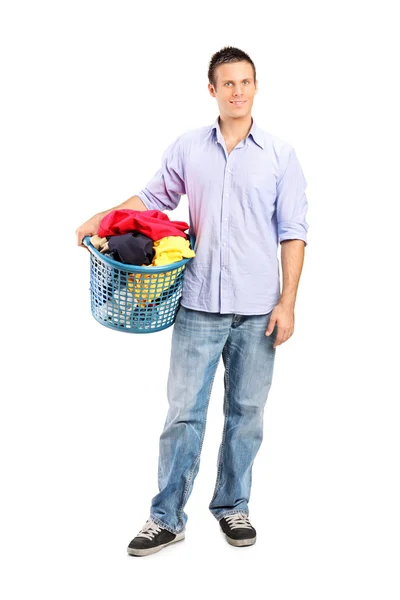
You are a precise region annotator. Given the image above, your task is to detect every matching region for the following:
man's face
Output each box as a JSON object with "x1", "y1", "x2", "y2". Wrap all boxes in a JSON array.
[{"x1": 208, "y1": 61, "x2": 258, "y2": 121}]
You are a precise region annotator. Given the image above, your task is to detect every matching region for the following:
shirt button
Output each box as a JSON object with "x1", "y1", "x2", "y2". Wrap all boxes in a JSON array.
[{"x1": 223, "y1": 242, "x2": 227, "y2": 246}]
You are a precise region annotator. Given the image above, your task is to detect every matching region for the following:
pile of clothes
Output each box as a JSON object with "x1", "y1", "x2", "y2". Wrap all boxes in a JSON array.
[{"x1": 90, "y1": 209, "x2": 196, "y2": 311}]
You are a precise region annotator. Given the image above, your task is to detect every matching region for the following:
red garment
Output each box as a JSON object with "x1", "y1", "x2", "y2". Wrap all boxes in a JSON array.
[{"x1": 98, "y1": 209, "x2": 189, "y2": 241}]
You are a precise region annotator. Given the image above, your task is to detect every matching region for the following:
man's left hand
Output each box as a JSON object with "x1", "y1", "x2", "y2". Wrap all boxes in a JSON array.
[{"x1": 265, "y1": 302, "x2": 294, "y2": 348}]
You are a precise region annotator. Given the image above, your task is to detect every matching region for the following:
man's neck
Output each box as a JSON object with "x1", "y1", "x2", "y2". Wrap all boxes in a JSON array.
[{"x1": 218, "y1": 114, "x2": 253, "y2": 142}]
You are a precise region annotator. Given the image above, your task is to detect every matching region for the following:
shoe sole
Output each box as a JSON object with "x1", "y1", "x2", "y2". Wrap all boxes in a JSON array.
[
  {"x1": 127, "y1": 531, "x2": 185, "y2": 556},
  {"x1": 223, "y1": 532, "x2": 257, "y2": 547}
]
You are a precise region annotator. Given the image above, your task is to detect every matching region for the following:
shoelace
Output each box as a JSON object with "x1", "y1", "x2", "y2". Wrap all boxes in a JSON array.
[
  {"x1": 225, "y1": 512, "x2": 253, "y2": 530},
  {"x1": 136, "y1": 518, "x2": 162, "y2": 540}
]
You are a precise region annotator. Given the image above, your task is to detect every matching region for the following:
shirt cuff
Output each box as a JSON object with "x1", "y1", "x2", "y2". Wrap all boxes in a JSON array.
[
  {"x1": 136, "y1": 191, "x2": 160, "y2": 211},
  {"x1": 278, "y1": 221, "x2": 308, "y2": 246}
]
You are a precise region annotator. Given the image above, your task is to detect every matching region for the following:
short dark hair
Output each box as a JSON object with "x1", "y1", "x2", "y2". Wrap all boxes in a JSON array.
[{"x1": 208, "y1": 46, "x2": 256, "y2": 90}]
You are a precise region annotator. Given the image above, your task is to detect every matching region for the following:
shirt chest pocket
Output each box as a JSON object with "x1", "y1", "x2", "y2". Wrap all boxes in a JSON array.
[{"x1": 243, "y1": 170, "x2": 277, "y2": 217}]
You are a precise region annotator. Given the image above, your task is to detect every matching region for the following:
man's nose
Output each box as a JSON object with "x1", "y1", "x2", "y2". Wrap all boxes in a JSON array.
[{"x1": 233, "y1": 84, "x2": 245, "y2": 96}]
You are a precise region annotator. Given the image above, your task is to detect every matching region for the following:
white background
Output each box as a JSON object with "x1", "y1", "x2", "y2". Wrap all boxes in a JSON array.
[{"x1": 1, "y1": 0, "x2": 399, "y2": 598}]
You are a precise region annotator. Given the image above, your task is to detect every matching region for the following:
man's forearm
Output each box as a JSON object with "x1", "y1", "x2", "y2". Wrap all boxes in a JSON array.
[
  {"x1": 100, "y1": 194, "x2": 147, "y2": 218},
  {"x1": 76, "y1": 195, "x2": 149, "y2": 246},
  {"x1": 93, "y1": 195, "x2": 148, "y2": 228},
  {"x1": 279, "y1": 239, "x2": 305, "y2": 308}
]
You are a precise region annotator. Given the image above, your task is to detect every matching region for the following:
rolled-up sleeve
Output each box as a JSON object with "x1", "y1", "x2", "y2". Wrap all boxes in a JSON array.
[
  {"x1": 136, "y1": 135, "x2": 186, "y2": 211},
  {"x1": 276, "y1": 146, "x2": 309, "y2": 246}
]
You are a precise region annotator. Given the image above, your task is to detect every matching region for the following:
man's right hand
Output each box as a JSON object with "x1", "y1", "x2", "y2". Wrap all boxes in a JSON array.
[{"x1": 75, "y1": 213, "x2": 104, "y2": 247}]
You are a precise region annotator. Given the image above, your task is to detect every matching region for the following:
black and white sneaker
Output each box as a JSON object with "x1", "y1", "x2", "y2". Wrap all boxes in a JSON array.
[
  {"x1": 127, "y1": 518, "x2": 185, "y2": 556},
  {"x1": 219, "y1": 512, "x2": 257, "y2": 547}
]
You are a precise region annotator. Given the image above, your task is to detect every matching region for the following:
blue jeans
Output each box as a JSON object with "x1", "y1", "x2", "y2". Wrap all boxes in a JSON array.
[{"x1": 149, "y1": 304, "x2": 278, "y2": 534}]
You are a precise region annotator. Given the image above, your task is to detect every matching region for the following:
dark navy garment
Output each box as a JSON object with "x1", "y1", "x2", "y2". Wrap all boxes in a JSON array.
[{"x1": 106, "y1": 232, "x2": 155, "y2": 265}]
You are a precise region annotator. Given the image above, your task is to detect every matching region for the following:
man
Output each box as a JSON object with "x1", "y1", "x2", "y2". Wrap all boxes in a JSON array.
[{"x1": 76, "y1": 46, "x2": 309, "y2": 556}]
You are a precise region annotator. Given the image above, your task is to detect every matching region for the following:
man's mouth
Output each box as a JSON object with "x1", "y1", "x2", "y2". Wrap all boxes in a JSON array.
[{"x1": 230, "y1": 100, "x2": 247, "y2": 106}]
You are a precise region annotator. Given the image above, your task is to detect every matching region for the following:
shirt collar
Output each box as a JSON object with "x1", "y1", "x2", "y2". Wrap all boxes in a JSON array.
[{"x1": 208, "y1": 115, "x2": 264, "y2": 149}]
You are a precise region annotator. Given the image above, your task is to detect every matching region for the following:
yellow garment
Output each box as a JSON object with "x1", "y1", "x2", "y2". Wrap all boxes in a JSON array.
[
  {"x1": 151, "y1": 236, "x2": 195, "y2": 266},
  {"x1": 127, "y1": 236, "x2": 196, "y2": 307},
  {"x1": 127, "y1": 266, "x2": 183, "y2": 306}
]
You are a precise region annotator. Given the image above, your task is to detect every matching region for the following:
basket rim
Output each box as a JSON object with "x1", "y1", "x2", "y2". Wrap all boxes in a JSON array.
[{"x1": 82, "y1": 234, "x2": 196, "y2": 273}]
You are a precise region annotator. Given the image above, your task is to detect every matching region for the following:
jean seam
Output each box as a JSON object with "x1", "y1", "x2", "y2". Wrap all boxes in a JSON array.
[
  {"x1": 177, "y1": 357, "x2": 220, "y2": 530},
  {"x1": 149, "y1": 514, "x2": 182, "y2": 535},
  {"x1": 209, "y1": 341, "x2": 231, "y2": 506},
  {"x1": 217, "y1": 509, "x2": 249, "y2": 522}
]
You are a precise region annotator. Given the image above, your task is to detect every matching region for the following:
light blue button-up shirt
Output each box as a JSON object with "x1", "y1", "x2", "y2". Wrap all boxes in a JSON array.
[{"x1": 137, "y1": 116, "x2": 309, "y2": 315}]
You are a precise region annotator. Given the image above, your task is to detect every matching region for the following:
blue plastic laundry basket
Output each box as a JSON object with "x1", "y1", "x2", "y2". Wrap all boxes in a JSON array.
[{"x1": 82, "y1": 233, "x2": 196, "y2": 333}]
